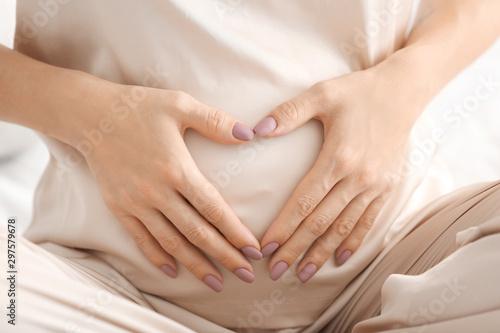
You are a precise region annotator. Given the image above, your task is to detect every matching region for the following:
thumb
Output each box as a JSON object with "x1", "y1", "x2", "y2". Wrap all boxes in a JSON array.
[
  {"x1": 254, "y1": 95, "x2": 314, "y2": 137},
  {"x1": 183, "y1": 99, "x2": 254, "y2": 145}
]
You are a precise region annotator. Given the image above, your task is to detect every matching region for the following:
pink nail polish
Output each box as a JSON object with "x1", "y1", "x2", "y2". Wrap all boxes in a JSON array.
[
  {"x1": 298, "y1": 263, "x2": 317, "y2": 283},
  {"x1": 160, "y1": 264, "x2": 178, "y2": 278},
  {"x1": 337, "y1": 250, "x2": 352, "y2": 266},
  {"x1": 234, "y1": 268, "x2": 255, "y2": 283},
  {"x1": 241, "y1": 246, "x2": 263, "y2": 260},
  {"x1": 261, "y1": 242, "x2": 279, "y2": 257},
  {"x1": 232, "y1": 123, "x2": 254, "y2": 141},
  {"x1": 269, "y1": 261, "x2": 288, "y2": 281},
  {"x1": 254, "y1": 117, "x2": 277, "y2": 136},
  {"x1": 203, "y1": 274, "x2": 224, "y2": 292}
]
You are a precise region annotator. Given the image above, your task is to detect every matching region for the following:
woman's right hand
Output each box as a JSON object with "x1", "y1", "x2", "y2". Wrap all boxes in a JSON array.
[
  {"x1": 76, "y1": 83, "x2": 262, "y2": 292},
  {"x1": 0, "y1": 44, "x2": 260, "y2": 292}
]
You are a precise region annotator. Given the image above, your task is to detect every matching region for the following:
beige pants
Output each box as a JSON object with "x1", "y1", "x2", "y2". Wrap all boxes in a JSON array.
[{"x1": 2, "y1": 181, "x2": 500, "y2": 333}]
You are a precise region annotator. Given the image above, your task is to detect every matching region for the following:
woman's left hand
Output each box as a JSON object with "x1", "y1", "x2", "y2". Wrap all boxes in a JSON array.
[{"x1": 254, "y1": 63, "x2": 424, "y2": 282}]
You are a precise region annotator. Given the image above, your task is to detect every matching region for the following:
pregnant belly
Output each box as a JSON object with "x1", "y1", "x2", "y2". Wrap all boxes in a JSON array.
[
  {"x1": 185, "y1": 119, "x2": 324, "y2": 240},
  {"x1": 179, "y1": 120, "x2": 335, "y2": 329},
  {"x1": 30, "y1": 121, "x2": 332, "y2": 330}
]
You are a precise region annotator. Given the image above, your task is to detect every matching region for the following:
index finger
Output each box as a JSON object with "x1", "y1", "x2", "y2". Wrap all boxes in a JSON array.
[
  {"x1": 175, "y1": 157, "x2": 263, "y2": 260},
  {"x1": 260, "y1": 141, "x2": 348, "y2": 256}
]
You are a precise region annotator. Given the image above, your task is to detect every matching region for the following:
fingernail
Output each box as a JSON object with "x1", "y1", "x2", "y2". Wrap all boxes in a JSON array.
[
  {"x1": 232, "y1": 123, "x2": 254, "y2": 141},
  {"x1": 241, "y1": 246, "x2": 263, "y2": 260},
  {"x1": 261, "y1": 242, "x2": 279, "y2": 257},
  {"x1": 254, "y1": 117, "x2": 277, "y2": 136},
  {"x1": 270, "y1": 261, "x2": 288, "y2": 281},
  {"x1": 337, "y1": 250, "x2": 352, "y2": 266},
  {"x1": 234, "y1": 268, "x2": 255, "y2": 283},
  {"x1": 203, "y1": 274, "x2": 224, "y2": 292},
  {"x1": 298, "y1": 263, "x2": 317, "y2": 283},
  {"x1": 160, "y1": 264, "x2": 178, "y2": 278}
]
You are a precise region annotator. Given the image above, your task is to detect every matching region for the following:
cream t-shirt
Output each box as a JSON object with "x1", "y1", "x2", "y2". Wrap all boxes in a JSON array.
[{"x1": 17, "y1": 0, "x2": 420, "y2": 330}]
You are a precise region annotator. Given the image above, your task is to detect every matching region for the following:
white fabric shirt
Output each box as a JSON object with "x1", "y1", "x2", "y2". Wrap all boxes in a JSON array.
[{"x1": 16, "y1": 0, "x2": 429, "y2": 329}]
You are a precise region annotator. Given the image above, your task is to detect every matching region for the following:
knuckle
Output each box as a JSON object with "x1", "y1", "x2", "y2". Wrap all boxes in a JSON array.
[
  {"x1": 334, "y1": 191, "x2": 351, "y2": 209},
  {"x1": 185, "y1": 260, "x2": 204, "y2": 275},
  {"x1": 185, "y1": 226, "x2": 211, "y2": 247},
  {"x1": 103, "y1": 194, "x2": 122, "y2": 214},
  {"x1": 360, "y1": 214, "x2": 377, "y2": 231},
  {"x1": 334, "y1": 151, "x2": 357, "y2": 176},
  {"x1": 272, "y1": 223, "x2": 295, "y2": 242},
  {"x1": 117, "y1": 190, "x2": 142, "y2": 213},
  {"x1": 380, "y1": 186, "x2": 395, "y2": 201},
  {"x1": 385, "y1": 175, "x2": 399, "y2": 192},
  {"x1": 335, "y1": 219, "x2": 356, "y2": 238},
  {"x1": 164, "y1": 164, "x2": 191, "y2": 191},
  {"x1": 312, "y1": 80, "x2": 331, "y2": 94},
  {"x1": 156, "y1": 233, "x2": 182, "y2": 253},
  {"x1": 311, "y1": 81, "x2": 342, "y2": 117},
  {"x1": 307, "y1": 213, "x2": 332, "y2": 237},
  {"x1": 164, "y1": 164, "x2": 184, "y2": 184},
  {"x1": 286, "y1": 244, "x2": 305, "y2": 260},
  {"x1": 314, "y1": 176, "x2": 335, "y2": 194},
  {"x1": 169, "y1": 90, "x2": 192, "y2": 110},
  {"x1": 357, "y1": 168, "x2": 376, "y2": 188},
  {"x1": 199, "y1": 201, "x2": 224, "y2": 226},
  {"x1": 134, "y1": 180, "x2": 161, "y2": 204},
  {"x1": 203, "y1": 108, "x2": 227, "y2": 133},
  {"x1": 214, "y1": 252, "x2": 236, "y2": 268},
  {"x1": 312, "y1": 81, "x2": 334, "y2": 102},
  {"x1": 131, "y1": 232, "x2": 150, "y2": 249},
  {"x1": 279, "y1": 99, "x2": 305, "y2": 123},
  {"x1": 175, "y1": 205, "x2": 192, "y2": 223},
  {"x1": 312, "y1": 240, "x2": 333, "y2": 261},
  {"x1": 296, "y1": 195, "x2": 316, "y2": 218}
]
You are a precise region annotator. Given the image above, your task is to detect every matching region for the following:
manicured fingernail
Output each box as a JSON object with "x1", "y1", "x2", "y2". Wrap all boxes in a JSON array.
[
  {"x1": 298, "y1": 263, "x2": 317, "y2": 283},
  {"x1": 160, "y1": 264, "x2": 178, "y2": 278},
  {"x1": 337, "y1": 250, "x2": 352, "y2": 266},
  {"x1": 234, "y1": 268, "x2": 255, "y2": 283},
  {"x1": 261, "y1": 242, "x2": 279, "y2": 257},
  {"x1": 232, "y1": 123, "x2": 254, "y2": 141},
  {"x1": 241, "y1": 246, "x2": 263, "y2": 260},
  {"x1": 203, "y1": 275, "x2": 224, "y2": 292},
  {"x1": 270, "y1": 261, "x2": 288, "y2": 281},
  {"x1": 254, "y1": 117, "x2": 277, "y2": 136}
]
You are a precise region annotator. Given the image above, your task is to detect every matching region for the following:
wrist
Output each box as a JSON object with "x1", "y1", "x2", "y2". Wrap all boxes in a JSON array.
[
  {"x1": 0, "y1": 47, "x2": 120, "y2": 149},
  {"x1": 43, "y1": 68, "x2": 121, "y2": 149},
  {"x1": 371, "y1": 46, "x2": 434, "y2": 118}
]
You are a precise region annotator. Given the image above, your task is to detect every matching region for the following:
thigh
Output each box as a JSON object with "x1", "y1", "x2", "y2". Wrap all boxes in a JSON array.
[
  {"x1": 0, "y1": 233, "x2": 195, "y2": 333},
  {"x1": 322, "y1": 181, "x2": 500, "y2": 333},
  {"x1": 354, "y1": 221, "x2": 500, "y2": 333}
]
